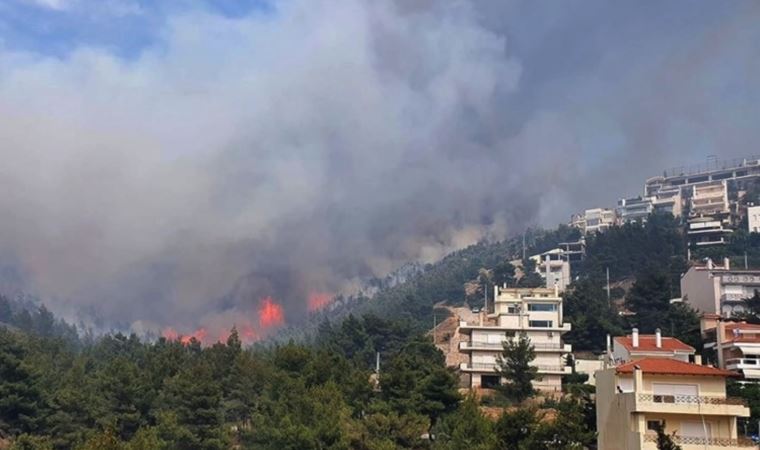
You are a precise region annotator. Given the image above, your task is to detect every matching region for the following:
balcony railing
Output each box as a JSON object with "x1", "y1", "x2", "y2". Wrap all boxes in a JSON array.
[
  {"x1": 638, "y1": 393, "x2": 747, "y2": 406},
  {"x1": 460, "y1": 342, "x2": 567, "y2": 351},
  {"x1": 462, "y1": 363, "x2": 569, "y2": 373},
  {"x1": 643, "y1": 434, "x2": 756, "y2": 447}
]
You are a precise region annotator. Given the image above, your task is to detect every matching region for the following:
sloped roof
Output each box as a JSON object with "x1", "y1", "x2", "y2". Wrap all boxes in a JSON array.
[
  {"x1": 616, "y1": 358, "x2": 736, "y2": 377},
  {"x1": 615, "y1": 335, "x2": 695, "y2": 353}
]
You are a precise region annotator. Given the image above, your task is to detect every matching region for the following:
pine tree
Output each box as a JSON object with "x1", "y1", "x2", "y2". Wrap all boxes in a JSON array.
[
  {"x1": 496, "y1": 335, "x2": 540, "y2": 403},
  {"x1": 0, "y1": 330, "x2": 44, "y2": 436}
]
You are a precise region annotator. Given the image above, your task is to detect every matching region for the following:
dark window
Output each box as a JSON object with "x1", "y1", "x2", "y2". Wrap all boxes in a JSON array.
[
  {"x1": 528, "y1": 303, "x2": 557, "y2": 312},
  {"x1": 647, "y1": 420, "x2": 664, "y2": 431},
  {"x1": 529, "y1": 320, "x2": 553, "y2": 328},
  {"x1": 481, "y1": 375, "x2": 500, "y2": 389}
]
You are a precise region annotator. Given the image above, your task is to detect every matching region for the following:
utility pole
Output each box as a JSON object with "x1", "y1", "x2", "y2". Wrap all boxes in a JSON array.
[
  {"x1": 745, "y1": 251, "x2": 749, "y2": 270},
  {"x1": 606, "y1": 267, "x2": 611, "y2": 305},
  {"x1": 433, "y1": 313, "x2": 437, "y2": 344},
  {"x1": 522, "y1": 232, "x2": 526, "y2": 261}
]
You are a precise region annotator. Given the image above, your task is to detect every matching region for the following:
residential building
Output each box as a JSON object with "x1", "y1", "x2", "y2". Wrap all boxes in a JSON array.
[
  {"x1": 458, "y1": 286, "x2": 572, "y2": 392},
  {"x1": 645, "y1": 156, "x2": 760, "y2": 199},
  {"x1": 570, "y1": 208, "x2": 617, "y2": 234},
  {"x1": 596, "y1": 358, "x2": 752, "y2": 449},
  {"x1": 681, "y1": 259, "x2": 758, "y2": 317},
  {"x1": 701, "y1": 318, "x2": 760, "y2": 381},
  {"x1": 687, "y1": 214, "x2": 733, "y2": 248},
  {"x1": 558, "y1": 238, "x2": 585, "y2": 263},
  {"x1": 617, "y1": 196, "x2": 654, "y2": 223},
  {"x1": 689, "y1": 181, "x2": 730, "y2": 217},
  {"x1": 748, "y1": 205, "x2": 760, "y2": 233},
  {"x1": 611, "y1": 328, "x2": 695, "y2": 364},
  {"x1": 651, "y1": 189, "x2": 684, "y2": 218},
  {"x1": 529, "y1": 249, "x2": 571, "y2": 292}
]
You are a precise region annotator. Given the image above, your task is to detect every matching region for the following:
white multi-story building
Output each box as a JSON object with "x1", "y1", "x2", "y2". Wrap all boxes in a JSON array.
[
  {"x1": 689, "y1": 180, "x2": 729, "y2": 217},
  {"x1": 681, "y1": 258, "x2": 759, "y2": 317},
  {"x1": 458, "y1": 286, "x2": 572, "y2": 392},
  {"x1": 617, "y1": 196, "x2": 654, "y2": 223},
  {"x1": 748, "y1": 205, "x2": 760, "y2": 233},
  {"x1": 529, "y1": 249, "x2": 571, "y2": 292},
  {"x1": 570, "y1": 208, "x2": 617, "y2": 234}
]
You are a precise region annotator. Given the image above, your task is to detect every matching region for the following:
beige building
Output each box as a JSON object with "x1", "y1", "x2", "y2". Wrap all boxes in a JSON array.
[
  {"x1": 748, "y1": 205, "x2": 760, "y2": 233},
  {"x1": 702, "y1": 318, "x2": 760, "y2": 380},
  {"x1": 681, "y1": 258, "x2": 760, "y2": 317},
  {"x1": 570, "y1": 208, "x2": 617, "y2": 234},
  {"x1": 612, "y1": 328, "x2": 695, "y2": 364},
  {"x1": 596, "y1": 358, "x2": 752, "y2": 449},
  {"x1": 690, "y1": 181, "x2": 730, "y2": 217},
  {"x1": 458, "y1": 286, "x2": 571, "y2": 392}
]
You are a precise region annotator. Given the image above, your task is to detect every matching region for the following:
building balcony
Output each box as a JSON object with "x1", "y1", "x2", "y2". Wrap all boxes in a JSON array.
[
  {"x1": 459, "y1": 341, "x2": 571, "y2": 352},
  {"x1": 726, "y1": 357, "x2": 760, "y2": 371},
  {"x1": 459, "y1": 362, "x2": 572, "y2": 375},
  {"x1": 642, "y1": 433, "x2": 756, "y2": 448},
  {"x1": 623, "y1": 393, "x2": 749, "y2": 417}
]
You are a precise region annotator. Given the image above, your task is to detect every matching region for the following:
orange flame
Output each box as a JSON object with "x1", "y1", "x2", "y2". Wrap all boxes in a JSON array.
[
  {"x1": 162, "y1": 327, "x2": 179, "y2": 341},
  {"x1": 308, "y1": 292, "x2": 333, "y2": 312},
  {"x1": 259, "y1": 296, "x2": 284, "y2": 328}
]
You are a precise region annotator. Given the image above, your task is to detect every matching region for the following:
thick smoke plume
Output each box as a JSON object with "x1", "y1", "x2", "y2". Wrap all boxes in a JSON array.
[{"x1": 1, "y1": 0, "x2": 759, "y2": 338}]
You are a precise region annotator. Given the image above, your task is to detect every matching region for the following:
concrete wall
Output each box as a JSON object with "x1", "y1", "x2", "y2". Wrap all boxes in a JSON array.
[{"x1": 681, "y1": 267, "x2": 718, "y2": 313}]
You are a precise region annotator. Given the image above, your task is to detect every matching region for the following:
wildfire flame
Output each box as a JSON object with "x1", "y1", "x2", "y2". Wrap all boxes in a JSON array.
[
  {"x1": 258, "y1": 296, "x2": 284, "y2": 328},
  {"x1": 160, "y1": 296, "x2": 284, "y2": 346},
  {"x1": 307, "y1": 292, "x2": 333, "y2": 312}
]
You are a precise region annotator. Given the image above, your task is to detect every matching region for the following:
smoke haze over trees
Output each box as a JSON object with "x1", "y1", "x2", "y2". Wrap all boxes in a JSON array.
[{"x1": 0, "y1": 0, "x2": 759, "y2": 334}]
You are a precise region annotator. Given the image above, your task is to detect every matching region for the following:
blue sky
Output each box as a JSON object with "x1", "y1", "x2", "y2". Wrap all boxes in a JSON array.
[{"x1": 0, "y1": 0, "x2": 274, "y2": 57}]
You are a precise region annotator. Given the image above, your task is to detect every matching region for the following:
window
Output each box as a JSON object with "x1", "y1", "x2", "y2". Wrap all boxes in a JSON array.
[
  {"x1": 527, "y1": 303, "x2": 557, "y2": 312},
  {"x1": 529, "y1": 320, "x2": 553, "y2": 328},
  {"x1": 507, "y1": 305, "x2": 519, "y2": 314},
  {"x1": 647, "y1": 420, "x2": 664, "y2": 432}
]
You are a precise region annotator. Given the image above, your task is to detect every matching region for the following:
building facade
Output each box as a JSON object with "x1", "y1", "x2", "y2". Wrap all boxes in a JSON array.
[
  {"x1": 528, "y1": 249, "x2": 571, "y2": 292},
  {"x1": 702, "y1": 319, "x2": 760, "y2": 381},
  {"x1": 570, "y1": 208, "x2": 617, "y2": 234},
  {"x1": 681, "y1": 259, "x2": 759, "y2": 317},
  {"x1": 748, "y1": 205, "x2": 760, "y2": 233},
  {"x1": 596, "y1": 358, "x2": 752, "y2": 449},
  {"x1": 458, "y1": 286, "x2": 572, "y2": 392}
]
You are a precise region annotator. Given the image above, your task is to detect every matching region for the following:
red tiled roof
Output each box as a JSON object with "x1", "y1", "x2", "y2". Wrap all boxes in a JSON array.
[
  {"x1": 616, "y1": 358, "x2": 737, "y2": 377},
  {"x1": 615, "y1": 335, "x2": 695, "y2": 353}
]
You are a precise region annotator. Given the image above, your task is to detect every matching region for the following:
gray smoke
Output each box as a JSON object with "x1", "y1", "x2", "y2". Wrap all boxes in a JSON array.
[{"x1": 0, "y1": 0, "x2": 759, "y2": 335}]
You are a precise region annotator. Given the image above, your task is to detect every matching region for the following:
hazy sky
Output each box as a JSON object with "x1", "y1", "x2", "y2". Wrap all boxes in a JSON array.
[{"x1": 1, "y1": 0, "x2": 759, "y2": 334}]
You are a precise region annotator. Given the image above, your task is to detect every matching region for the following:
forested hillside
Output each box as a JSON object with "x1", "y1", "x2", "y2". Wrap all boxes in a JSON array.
[{"x1": 0, "y1": 314, "x2": 598, "y2": 450}]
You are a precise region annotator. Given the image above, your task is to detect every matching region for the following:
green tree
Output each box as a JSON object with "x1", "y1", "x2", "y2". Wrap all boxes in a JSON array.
[
  {"x1": 563, "y1": 278, "x2": 624, "y2": 352},
  {"x1": 493, "y1": 407, "x2": 537, "y2": 449},
  {"x1": 162, "y1": 362, "x2": 225, "y2": 450},
  {"x1": 0, "y1": 330, "x2": 45, "y2": 436},
  {"x1": 496, "y1": 336, "x2": 539, "y2": 403},
  {"x1": 9, "y1": 434, "x2": 54, "y2": 450},
  {"x1": 432, "y1": 395, "x2": 495, "y2": 450},
  {"x1": 654, "y1": 423, "x2": 682, "y2": 450}
]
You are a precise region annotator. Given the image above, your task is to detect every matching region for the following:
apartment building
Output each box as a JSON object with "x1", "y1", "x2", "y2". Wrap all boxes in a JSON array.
[
  {"x1": 645, "y1": 157, "x2": 760, "y2": 201},
  {"x1": 458, "y1": 286, "x2": 572, "y2": 392},
  {"x1": 748, "y1": 205, "x2": 760, "y2": 233},
  {"x1": 617, "y1": 196, "x2": 654, "y2": 223},
  {"x1": 611, "y1": 328, "x2": 695, "y2": 364},
  {"x1": 570, "y1": 208, "x2": 617, "y2": 234},
  {"x1": 681, "y1": 258, "x2": 758, "y2": 317},
  {"x1": 689, "y1": 181, "x2": 730, "y2": 217},
  {"x1": 701, "y1": 318, "x2": 760, "y2": 381},
  {"x1": 529, "y1": 249, "x2": 571, "y2": 292},
  {"x1": 596, "y1": 358, "x2": 752, "y2": 449}
]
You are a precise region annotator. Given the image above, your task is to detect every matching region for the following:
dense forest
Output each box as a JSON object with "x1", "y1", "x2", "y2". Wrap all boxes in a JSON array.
[{"x1": 0, "y1": 313, "x2": 598, "y2": 449}]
